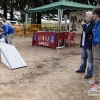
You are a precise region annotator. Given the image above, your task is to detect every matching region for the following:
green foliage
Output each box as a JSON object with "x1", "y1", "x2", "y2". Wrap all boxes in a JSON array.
[{"x1": 0, "y1": 0, "x2": 99, "y2": 21}]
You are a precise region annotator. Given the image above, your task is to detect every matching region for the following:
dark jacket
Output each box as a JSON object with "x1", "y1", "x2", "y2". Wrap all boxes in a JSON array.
[{"x1": 80, "y1": 20, "x2": 95, "y2": 48}]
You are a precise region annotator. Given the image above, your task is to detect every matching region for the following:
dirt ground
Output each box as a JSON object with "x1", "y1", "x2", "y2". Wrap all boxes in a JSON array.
[{"x1": 0, "y1": 35, "x2": 99, "y2": 100}]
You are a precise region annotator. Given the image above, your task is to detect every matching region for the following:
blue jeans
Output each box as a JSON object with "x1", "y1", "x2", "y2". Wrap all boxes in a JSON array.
[{"x1": 79, "y1": 47, "x2": 93, "y2": 76}]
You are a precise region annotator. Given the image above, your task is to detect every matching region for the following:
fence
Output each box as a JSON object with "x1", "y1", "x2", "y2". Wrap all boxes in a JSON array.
[
  {"x1": 13, "y1": 24, "x2": 67, "y2": 37},
  {"x1": 13, "y1": 24, "x2": 41, "y2": 37}
]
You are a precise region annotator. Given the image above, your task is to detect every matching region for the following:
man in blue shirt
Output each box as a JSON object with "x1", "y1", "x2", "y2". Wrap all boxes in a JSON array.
[
  {"x1": 89, "y1": 8, "x2": 100, "y2": 91},
  {"x1": 0, "y1": 22, "x2": 14, "y2": 44}
]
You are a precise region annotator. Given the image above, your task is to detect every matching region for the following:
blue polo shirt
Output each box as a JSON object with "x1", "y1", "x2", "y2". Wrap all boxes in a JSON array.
[
  {"x1": 92, "y1": 20, "x2": 100, "y2": 46},
  {"x1": 2, "y1": 24, "x2": 14, "y2": 35}
]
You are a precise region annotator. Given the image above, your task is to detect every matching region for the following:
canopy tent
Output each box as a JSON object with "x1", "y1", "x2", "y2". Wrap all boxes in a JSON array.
[
  {"x1": 26, "y1": 0, "x2": 95, "y2": 53},
  {"x1": 26, "y1": 0, "x2": 95, "y2": 13}
]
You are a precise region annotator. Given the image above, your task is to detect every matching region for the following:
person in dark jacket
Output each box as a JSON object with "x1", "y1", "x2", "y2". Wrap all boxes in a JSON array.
[
  {"x1": 0, "y1": 22, "x2": 14, "y2": 44},
  {"x1": 76, "y1": 11, "x2": 94, "y2": 79}
]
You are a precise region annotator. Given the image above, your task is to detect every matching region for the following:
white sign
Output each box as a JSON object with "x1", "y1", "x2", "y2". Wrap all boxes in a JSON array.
[
  {"x1": 69, "y1": 11, "x2": 86, "y2": 34},
  {"x1": 39, "y1": 41, "x2": 49, "y2": 46}
]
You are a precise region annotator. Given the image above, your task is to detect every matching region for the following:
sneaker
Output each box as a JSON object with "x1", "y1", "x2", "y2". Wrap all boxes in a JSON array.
[
  {"x1": 90, "y1": 84, "x2": 100, "y2": 91},
  {"x1": 88, "y1": 80, "x2": 95, "y2": 85},
  {"x1": 84, "y1": 75, "x2": 92, "y2": 79},
  {"x1": 75, "y1": 70, "x2": 85, "y2": 73}
]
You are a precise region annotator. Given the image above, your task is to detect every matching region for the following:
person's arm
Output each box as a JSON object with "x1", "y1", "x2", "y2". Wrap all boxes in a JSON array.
[
  {"x1": 97, "y1": 28, "x2": 100, "y2": 46},
  {"x1": 7, "y1": 21, "x2": 12, "y2": 26},
  {"x1": 82, "y1": 23, "x2": 94, "y2": 35},
  {"x1": 98, "y1": 42, "x2": 100, "y2": 46},
  {"x1": 1, "y1": 25, "x2": 8, "y2": 35}
]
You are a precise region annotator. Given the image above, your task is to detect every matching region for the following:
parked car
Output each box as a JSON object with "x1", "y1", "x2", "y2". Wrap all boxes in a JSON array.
[{"x1": 10, "y1": 21, "x2": 19, "y2": 25}]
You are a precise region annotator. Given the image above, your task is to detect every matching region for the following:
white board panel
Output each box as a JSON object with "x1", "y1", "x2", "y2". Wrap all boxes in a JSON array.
[
  {"x1": 69, "y1": 11, "x2": 86, "y2": 34},
  {"x1": 0, "y1": 43, "x2": 27, "y2": 69},
  {"x1": 1, "y1": 52, "x2": 11, "y2": 69}
]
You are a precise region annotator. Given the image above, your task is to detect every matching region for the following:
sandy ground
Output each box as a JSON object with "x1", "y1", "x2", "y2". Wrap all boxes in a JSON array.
[{"x1": 0, "y1": 35, "x2": 99, "y2": 100}]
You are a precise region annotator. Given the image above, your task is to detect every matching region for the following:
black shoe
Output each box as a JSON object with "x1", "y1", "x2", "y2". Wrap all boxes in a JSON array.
[
  {"x1": 75, "y1": 70, "x2": 85, "y2": 73},
  {"x1": 84, "y1": 75, "x2": 92, "y2": 79}
]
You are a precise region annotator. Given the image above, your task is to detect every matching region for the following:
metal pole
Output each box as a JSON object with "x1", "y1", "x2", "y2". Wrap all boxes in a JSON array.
[
  {"x1": 64, "y1": 15, "x2": 68, "y2": 31},
  {"x1": 57, "y1": 9, "x2": 61, "y2": 53},
  {"x1": 24, "y1": 13, "x2": 28, "y2": 46},
  {"x1": 57, "y1": 9, "x2": 64, "y2": 53}
]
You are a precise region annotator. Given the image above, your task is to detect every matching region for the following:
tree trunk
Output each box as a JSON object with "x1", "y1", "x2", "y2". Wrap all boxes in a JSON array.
[
  {"x1": 10, "y1": 7, "x2": 13, "y2": 20},
  {"x1": 31, "y1": 13, "x2": 36, "y2": 24},
  {"x1": 31, "y1": 0, "x2": 38, "y2": 24},
  {"x1": 37, "y1": 14, "x2": 41, "y2": 24},
  {"x1": 3, "y1": 2, "x2": 7, "y2": 19}
]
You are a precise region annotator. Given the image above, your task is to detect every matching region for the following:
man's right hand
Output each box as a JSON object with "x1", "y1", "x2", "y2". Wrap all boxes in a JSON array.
[
  {"x1": 96, "y1": 44, "x2": 100, "y2": 48},
  {"x1": 81, "y1": 21, "x2": 86, "y2": 25}
]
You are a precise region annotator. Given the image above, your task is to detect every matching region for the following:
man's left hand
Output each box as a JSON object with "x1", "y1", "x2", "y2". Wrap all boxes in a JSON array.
[{"x1": 96, "y1": 44, "x2": 100, "y2": 48}]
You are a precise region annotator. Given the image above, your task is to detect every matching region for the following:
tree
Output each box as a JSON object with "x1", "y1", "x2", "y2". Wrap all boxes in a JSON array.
[
  {"x1": 0, "y1": 0, "x2": 99, "y2": 23},
  {"x1": 0, "y1": 0, "x2": 8, "y2": 19}
]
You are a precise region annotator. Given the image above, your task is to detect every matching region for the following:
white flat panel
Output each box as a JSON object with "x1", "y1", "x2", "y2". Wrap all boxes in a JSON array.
[
  {"x1": 0, "y1": 43, "x2": 27, "y2": 69},
  {"x1": 1, "y1": 52, "x2": 11, "y2": 69}
]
